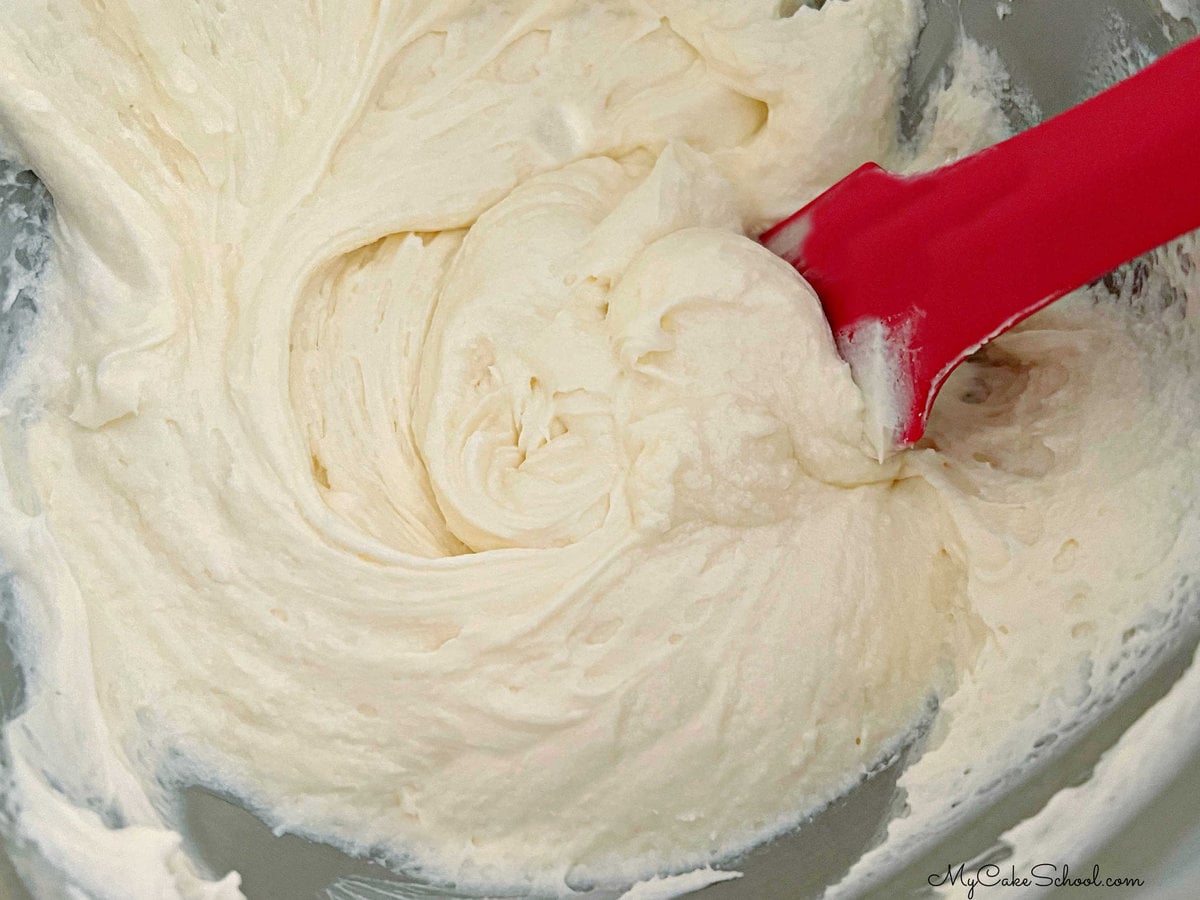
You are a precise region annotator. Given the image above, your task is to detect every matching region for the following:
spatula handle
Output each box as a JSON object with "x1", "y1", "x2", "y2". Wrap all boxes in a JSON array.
[{"x1": 903, "y1": 35, "x2": 1200, "y2": 343}]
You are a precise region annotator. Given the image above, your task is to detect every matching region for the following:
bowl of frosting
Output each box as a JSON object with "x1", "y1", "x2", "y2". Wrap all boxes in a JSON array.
[{"x1": 1, "y1": 0, "x2": 1199, "y2": 898}]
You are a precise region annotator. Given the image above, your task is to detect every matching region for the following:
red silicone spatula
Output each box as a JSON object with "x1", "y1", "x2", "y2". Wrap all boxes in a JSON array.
[{"x1": 761, "y1": 37, "x2": 1200, "y2": 452}]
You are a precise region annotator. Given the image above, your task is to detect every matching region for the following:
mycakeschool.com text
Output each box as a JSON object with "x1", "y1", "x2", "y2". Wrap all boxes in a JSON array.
[{"x1": 928, "y1": 862, "x2": 1146, "y2": 898}]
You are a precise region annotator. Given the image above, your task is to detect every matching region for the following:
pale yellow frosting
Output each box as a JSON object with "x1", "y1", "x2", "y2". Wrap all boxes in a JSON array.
[{"x1": 0, "y1": 2, "x2": 1197, "y2": 898}]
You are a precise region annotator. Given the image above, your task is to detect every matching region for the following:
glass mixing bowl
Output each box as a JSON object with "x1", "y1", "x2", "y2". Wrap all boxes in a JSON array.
[{"x1": 1, "y1": 1, "x2": 1198, "y2": 897}]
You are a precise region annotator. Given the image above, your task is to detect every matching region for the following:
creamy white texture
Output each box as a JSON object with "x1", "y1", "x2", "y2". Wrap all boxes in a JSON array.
[{"x1": 0, "y1": 2, "x2": 1198, "y2": 899}]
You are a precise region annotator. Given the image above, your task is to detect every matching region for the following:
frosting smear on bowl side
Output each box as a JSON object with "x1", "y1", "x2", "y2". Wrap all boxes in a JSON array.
[{"x1": 0, "y1": 1, "x2": 1198, "y2": 897}]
